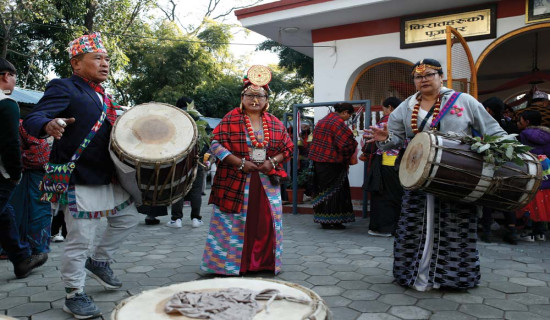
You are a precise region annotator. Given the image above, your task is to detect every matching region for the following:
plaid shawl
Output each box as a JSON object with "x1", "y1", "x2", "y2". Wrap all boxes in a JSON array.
[
  {"x1": 210, "y1": 107, "x2": 293, "y2": 213},
  {"x1": 309, "y1": 112, "x2": 357, "y2": 164}
]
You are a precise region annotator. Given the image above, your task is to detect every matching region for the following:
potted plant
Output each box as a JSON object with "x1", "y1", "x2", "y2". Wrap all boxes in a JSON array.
[{"x1": 287, "y1": 167, "x2": 312, "y2": 203}]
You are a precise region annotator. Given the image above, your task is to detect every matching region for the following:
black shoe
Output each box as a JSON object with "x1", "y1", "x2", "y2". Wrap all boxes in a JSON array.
[
  {"x1": 332, "y1": 223, "x2": 346, "y2": 230},
  {"x1": 145, "y1": 217, "x2": 160, "y2": 225},
  {"x1": 14, "y1": 253, "x2": 48, "y2": 279},
  {"x1": 321, "y1": 223, "x2": 332, "y2": 229},
  {"x1": 480, "y1": 232, "x2": 492, "y2": 243},
  {"x1": 502, "y1": 230, "x2": 518, "y2": 245}
]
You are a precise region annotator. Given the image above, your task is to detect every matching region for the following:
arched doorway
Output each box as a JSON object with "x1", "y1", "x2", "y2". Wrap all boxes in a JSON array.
[
  {"x1": 476, "y1": 23, "x2": 550, "y2": 105},
  {"x1": 350, "y1": 59, "x2": 415, "y2": 107}
]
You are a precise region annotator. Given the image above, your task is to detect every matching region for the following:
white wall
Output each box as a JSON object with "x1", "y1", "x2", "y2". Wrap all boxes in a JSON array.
[{"x1": 311, "y1": 15, "x2": 526, "y2": 187}]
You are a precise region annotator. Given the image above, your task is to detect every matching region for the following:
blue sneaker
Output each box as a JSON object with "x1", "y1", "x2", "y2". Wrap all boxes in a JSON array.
[
  {"x1": 63, "y1": 292, "x2": 101, "y2": 319},
  {"x1": 85, "y1": 258, "x2": 122, "y2": 289}
]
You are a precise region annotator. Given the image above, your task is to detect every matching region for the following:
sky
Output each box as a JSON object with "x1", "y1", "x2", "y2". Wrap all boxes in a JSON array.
[{"x1": 174, "y1": 0, "x2": 280, "y2": 66}]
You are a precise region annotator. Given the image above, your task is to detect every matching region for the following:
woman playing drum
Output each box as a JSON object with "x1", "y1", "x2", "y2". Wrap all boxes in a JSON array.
[
  {"x1": 365, "y1": 58, "x2": 507, "y2": 291},
  {"x1": 201, "y1": 66, "x2": 293, "y2": 275}
]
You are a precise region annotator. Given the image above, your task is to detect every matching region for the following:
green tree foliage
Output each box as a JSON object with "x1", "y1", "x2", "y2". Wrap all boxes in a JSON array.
[{"x1": 257, "y1": 40, "x2": 313, "y2": 81}]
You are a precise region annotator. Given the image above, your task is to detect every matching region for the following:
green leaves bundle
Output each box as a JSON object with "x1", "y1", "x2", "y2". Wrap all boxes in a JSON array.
[{"x1": 461, "y1": 134, "x2": 532, "y2": 166}]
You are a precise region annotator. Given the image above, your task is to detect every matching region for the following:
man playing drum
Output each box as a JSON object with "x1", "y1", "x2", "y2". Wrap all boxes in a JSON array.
[{"x1": 24, "y1": 32, "x2": 139, "y2": 319}]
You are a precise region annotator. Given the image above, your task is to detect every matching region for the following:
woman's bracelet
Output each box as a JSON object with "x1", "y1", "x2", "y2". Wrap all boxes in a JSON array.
[
  {"x1": 381, "y1": 131, "x2": 393, "y2": 144},
  {"x1": 268, "y1": 157, "x2": 277, "y2": 170},
  {"x1": 237, "y1": 158, "x2": 246, "y2": 171}
]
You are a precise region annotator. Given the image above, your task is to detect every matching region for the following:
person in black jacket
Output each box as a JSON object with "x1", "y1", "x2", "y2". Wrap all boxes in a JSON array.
[
  {"x1": 0, "y1": 58, "x2": 48, "y2": 279},
  {"x1": 24, "y1": 32, "x2": 138, "y2": 319}
]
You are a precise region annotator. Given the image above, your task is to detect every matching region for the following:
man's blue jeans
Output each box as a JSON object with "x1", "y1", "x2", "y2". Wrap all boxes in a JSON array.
[{"x1": 0, "y1": 178, "x2": 30, "y2": 263}]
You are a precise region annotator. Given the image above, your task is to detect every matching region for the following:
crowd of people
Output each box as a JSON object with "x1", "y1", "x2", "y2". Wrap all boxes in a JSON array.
[{"x1": 1, "y1": 28, "x2": 549, "y2": 318}]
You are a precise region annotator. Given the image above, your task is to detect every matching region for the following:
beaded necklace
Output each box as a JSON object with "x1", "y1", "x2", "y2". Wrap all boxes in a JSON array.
[
  {"x1": 411, "y1": 94, "x2": 441, "y2": 134},
  {"x1": 244, "y1": 114, "x2": 270, "y2": 148}
]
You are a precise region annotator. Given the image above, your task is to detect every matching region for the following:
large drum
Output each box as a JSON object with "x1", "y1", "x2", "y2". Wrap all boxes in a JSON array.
[
  {"x1": 112, "y1": 278, "x2": 331, "y2": 320},
  {"x1": 399, "y1": 132, "x2": 542, "y2": 211},
  {"x1": 111, "y1": 102, "x2": 198, "y2": 206}
]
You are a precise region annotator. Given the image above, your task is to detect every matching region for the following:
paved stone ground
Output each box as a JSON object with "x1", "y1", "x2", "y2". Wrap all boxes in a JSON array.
[{"x1": 1, "y1": 190, "x2": 550, "y2": 320}]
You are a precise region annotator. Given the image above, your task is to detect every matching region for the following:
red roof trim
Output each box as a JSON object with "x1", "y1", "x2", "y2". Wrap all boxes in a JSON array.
[
  {"x1": 312, "y1": 0, "x2": 523, "y2": 43},
  {"x1": 235, "y1": 0, "x2": 332, "y2": 19}
]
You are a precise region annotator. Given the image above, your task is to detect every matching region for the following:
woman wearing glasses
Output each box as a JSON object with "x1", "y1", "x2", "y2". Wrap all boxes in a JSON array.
[
  {"x1": 201, "y1": 66, "x2": 293, "y2": 275},
  {"x1": 365, "y1": 58, "x2": 506, "y2": 291}
]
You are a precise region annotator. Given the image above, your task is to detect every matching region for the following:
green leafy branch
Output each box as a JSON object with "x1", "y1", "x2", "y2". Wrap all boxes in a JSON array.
[{"x1": 461, "y1": 134, "x2": 532, "y2": 166}]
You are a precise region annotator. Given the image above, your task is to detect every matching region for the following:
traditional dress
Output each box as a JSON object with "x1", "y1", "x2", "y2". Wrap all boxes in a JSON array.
[
  {"x1": 364, "y1": 114, "x2": 403, "y2": 234},
  {"x1": 201, "y1": 108, "x2": 293, "y2": 275},
  {"x1": 8, "y1": 121, "x2": 52, "y2": 254},
  {"x1": 516, "y1": 125, "x2": 550, "y2": 222},
  {"x1": 309, "y1": 112, "x2": 357, "y2": 226},
  {"x1": 379, "y1": 87, "x2": 507, "y2": 290}
]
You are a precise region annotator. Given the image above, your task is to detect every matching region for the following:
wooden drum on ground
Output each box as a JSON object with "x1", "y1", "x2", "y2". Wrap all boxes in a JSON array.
[
  {"x1": 112, "y1": 278, "x2": 331, "y2": 320},
  {"x1": 399, "y1": 132, "x2": 542, "y2": 211},
  {"x1": 111, "y1": 102, "x2": 198, "y2": 206}
]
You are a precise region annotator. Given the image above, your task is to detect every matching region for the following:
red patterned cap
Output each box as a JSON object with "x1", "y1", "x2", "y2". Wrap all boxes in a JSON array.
[{"x1": 68, "y1": 32, "x2": 107, "y2": 59}]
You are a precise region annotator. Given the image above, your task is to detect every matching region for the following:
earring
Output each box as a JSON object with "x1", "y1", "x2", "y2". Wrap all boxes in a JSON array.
[
  {"x1": 240, "y1": 102, "x2": 243, "y2": 113},
  {"x1": 263, "y1": 102, "x2": 269, "y2": 112}
]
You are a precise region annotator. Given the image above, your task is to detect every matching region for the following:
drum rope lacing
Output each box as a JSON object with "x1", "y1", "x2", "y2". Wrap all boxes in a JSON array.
[{"x1": 423, "y1": 145, "x2": 540, "y2": 206}]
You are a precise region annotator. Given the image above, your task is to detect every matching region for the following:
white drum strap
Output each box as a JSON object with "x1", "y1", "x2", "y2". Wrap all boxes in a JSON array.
[{"x1": 463, "y1": 162, "x2": 495, "y2": 203}]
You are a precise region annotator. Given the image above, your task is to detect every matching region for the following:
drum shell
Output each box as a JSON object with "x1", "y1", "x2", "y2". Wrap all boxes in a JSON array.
[
  {"x1": 110, "y1": 103, "x2": 199, "y2": 206},
  {"x1": 111, "y1": 278, "x2": 331, "y2": 320},
  {"x1": 399, "y1": 132, "x2": 542, "y2": 211}
]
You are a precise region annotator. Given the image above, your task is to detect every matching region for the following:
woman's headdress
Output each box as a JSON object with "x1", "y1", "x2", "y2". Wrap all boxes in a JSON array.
[
  {"x1": 412, "y1": 58, "x2": 442, "y2": 74},
  {"x1": 242, "y1": 65, "x2": 272, "y2": 95}
]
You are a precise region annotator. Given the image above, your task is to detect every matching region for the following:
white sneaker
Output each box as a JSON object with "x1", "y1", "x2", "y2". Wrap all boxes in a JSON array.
[
  {"x1": 192, "y1": 218, "x2": 203, "y2": 228},
  {"x1": 368, "y1": 230, "x2": 392, "y2": 237},
  {"x1": 166, "y1": 219, "x2": 182, "y2": 228},
  {"x1": 519, "y1": 233, "x2": 535, "y2": 242},
  {"x1": 52, "y1": 232, "x2": 64, "y2": 242},
  {"x1": 536, "y1": 234, "x2": 546, "y2": 241}
]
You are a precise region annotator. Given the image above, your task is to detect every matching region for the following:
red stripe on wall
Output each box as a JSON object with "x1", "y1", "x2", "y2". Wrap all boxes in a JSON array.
[
  {"x1": 235, "y1": 0, "x2": 332, "y2": 19},
  {"x1": 311, "y1": 0, "x2": 524, "y2": 43}
]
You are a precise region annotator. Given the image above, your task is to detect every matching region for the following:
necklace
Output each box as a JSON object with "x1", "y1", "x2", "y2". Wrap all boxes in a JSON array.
[
  {"x1": 411, "y1": 94, "x2": 441, "y2": 134},
  {"x1": 244, "y1": 114, "x2": 270, "y2": 148}
]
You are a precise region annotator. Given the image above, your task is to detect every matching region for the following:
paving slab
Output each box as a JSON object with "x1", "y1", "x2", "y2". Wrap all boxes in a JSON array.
[{"x1": 0, "y1": 189, "x2": 549, "y2": 319}]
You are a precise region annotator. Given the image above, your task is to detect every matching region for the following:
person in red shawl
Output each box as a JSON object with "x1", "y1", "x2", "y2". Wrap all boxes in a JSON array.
[
  {"x1": 201, "y1": 65, "x2": 293, "y2": 275},
  {"x1": 309, "y1": 103, "x2": 358, "y2": 229}
]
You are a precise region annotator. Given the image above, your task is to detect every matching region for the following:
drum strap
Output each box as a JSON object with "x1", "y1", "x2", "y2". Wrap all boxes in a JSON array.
[
  {"x1": 430, "y1": 92, "x2": 462, "y2": 130},
  {"x1": 417, "y1": 103, "x2": 438, "y2": 133}
]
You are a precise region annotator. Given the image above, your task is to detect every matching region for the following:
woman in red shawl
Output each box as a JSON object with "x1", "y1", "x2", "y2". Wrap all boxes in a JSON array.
[{"x1": 201, "y1": 66, "x2": 293, "y2": 275}]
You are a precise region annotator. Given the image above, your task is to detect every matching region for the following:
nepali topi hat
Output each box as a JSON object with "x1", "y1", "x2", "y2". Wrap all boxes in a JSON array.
[{"x1": 68, "y1": 32, "x2": 108, "y2": 59}]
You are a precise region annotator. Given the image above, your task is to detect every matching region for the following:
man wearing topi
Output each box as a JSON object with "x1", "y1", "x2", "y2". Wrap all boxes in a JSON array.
[{"x1": 24, "y1": 32, "x2": 138, "y2": 319}]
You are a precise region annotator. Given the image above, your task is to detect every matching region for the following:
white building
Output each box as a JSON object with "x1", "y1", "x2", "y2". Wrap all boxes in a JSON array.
[{"x1": 236, "y1": 0, "x2": 550, "y2": 195}]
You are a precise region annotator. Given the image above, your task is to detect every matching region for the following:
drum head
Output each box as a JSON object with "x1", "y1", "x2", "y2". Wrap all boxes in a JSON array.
[
  {"x1": 112, "y1": 278, "x2": 329, "y2": 320},
  {"x1": 399, "y1": 132, "x2": 434, "y2": 189},
  {"x1": 112, "y1": 103, "x2": 197, "y2": 162}
]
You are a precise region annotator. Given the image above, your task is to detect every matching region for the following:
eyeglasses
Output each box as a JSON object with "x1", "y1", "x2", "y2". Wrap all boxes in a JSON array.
[
  {"x1": 413, "y1": 72, "x2": 438, "y2": 81},
  {"x1": 243, "y1": 94, "x2": 267, "y2": 100}
]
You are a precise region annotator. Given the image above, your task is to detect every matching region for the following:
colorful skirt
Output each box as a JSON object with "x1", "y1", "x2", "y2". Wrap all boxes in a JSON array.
[
  {"x1": 516, "y1": 189, "x2": 550, "y2": 222},
  {"x1": 312, "y1": 162, "x2": 355, "y2": 225}
]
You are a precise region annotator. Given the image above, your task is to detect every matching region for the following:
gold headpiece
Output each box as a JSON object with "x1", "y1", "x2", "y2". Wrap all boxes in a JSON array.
[{"x1": 412, "y1": 60, "x2": 442, "y2": 74}]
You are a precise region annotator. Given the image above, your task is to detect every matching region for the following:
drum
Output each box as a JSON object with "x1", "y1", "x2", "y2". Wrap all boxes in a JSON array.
[
  {"x1": 399, "y1": 132, "x2": 542, "y2": 211},
  {"x1": 111, "y1": 102, "x2": 198, "y2": 206},
  {"x1": 111, "y1": 278, "x2": 331, "y2": 320}
]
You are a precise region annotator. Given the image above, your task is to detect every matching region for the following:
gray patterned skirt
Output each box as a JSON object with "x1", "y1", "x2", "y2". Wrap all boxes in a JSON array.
[{"x1": 393, "y1": 190, "x2": 480, "y2": 290}]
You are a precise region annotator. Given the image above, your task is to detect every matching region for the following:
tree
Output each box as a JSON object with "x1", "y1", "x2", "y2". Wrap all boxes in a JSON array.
[{"x1": 257, "y1": 40, "x2": 313, "y2": 81}]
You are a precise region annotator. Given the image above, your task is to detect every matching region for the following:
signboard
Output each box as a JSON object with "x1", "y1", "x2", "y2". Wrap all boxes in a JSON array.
[{"x1": 401, "y1": 4, "x2": 496, "y2": 49}]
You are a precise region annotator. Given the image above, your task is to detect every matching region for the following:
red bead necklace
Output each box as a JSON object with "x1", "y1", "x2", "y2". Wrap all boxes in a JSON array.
[
  {"x1": 244, "y1": 114, "x2": 270, "y2": 148},
  {"x1": 411, "y1": 94, "x2": 441, "y2": 134}
]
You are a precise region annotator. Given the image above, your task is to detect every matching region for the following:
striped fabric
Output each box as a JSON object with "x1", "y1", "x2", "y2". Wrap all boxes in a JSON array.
[{"x1": 201, "y1": 173, "x2": 283, "y2": 275}]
